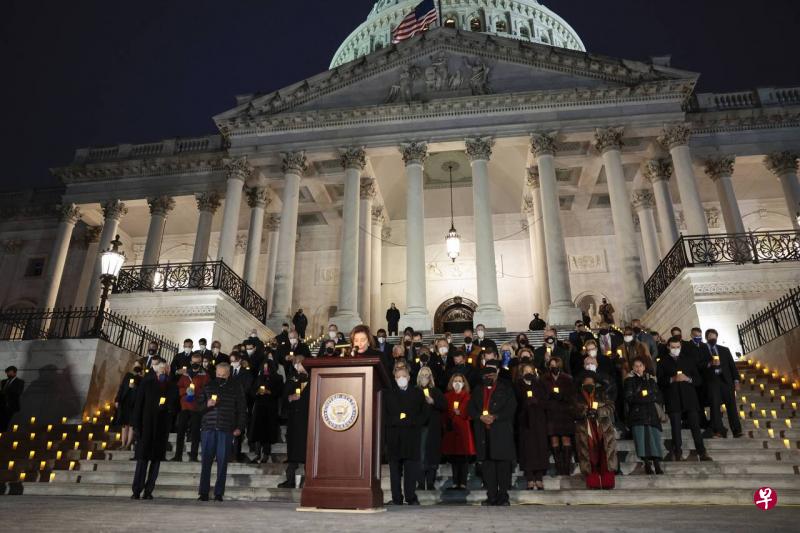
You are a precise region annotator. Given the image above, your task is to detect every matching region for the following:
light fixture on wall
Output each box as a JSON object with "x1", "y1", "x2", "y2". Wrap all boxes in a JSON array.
[{"x1": 444, "y1": 162, "x2": 461, "y2": 262}]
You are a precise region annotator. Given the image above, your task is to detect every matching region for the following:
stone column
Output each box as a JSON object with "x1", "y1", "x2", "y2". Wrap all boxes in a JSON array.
[
  {"x1": 243, "y1": 186, "x2": 270, "y2": 287},
  {"x1": 704, "y1": 156, "x2": 745, "y2": 234},
  {"x1": 264, "y1": 214, "x2": 281, "y2": 313},
  {"x1": 370, "y1": 206, "x2": 387, "y2": 330},
  {"x1": 141, "y1": 196, "x2": 175, "y2": 267},
  {"x1": 85, "y1": 200, "x2": 127, "y2": 308},
  {"x1": 217, "y1": 157, "x2": 251, "y2": 264},
  {"x1": 399, "y1": 142, "x2": 432, "y2": 331},
  {"x1": 659, "y1": 124, "x2": 708, "y2": 235},
  {"x1": 644, "y1": 158, "x2": 680, "y2": 253},
  {"x1": 466, "y1": 136, "x2": 504, "y2": 327},
  {"x1": 632, "y1": 190, "x2": 661, "y2": 277},
  {"x1": 268, "y1": 152, "x2": 306, "y2": 326},
  {"x1": 530, "y1": 133, "x2": 580, "y2": 327},
  {"x1": 595, "y1": 127, "x2": 646, "y2": 319},
  {"x1": 358, "y1": 177, "x2": 377, "y2": 323},
  {"x1": 41, "y1": 204, "x2": 81, "y2": 310},
  {"x1": 764, "y1": 152, "x2": 800, "y2": 229},
  {"x1": 522, "y1": 197, "x2": 543, "y2": 318},
  {"x1": 192, "y1": 192, "x2": 221, "y2": 263},
  {"x1": 330, "y1": 147, "x2": 365, "y2": 331},
  {"x1": 526, "y1": 167, "x2": 550, "y2": 313}
]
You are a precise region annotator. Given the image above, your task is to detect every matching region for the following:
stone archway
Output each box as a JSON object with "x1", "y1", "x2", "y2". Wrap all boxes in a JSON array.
[
  {"x1": 433, "y1": 296, "x2": 478, "y2": 334},
  {"x1": 574, "y1": 291, "x2": 609, "y2": 329}
]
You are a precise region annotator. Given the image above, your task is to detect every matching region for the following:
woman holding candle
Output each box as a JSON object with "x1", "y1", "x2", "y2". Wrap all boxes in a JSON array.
[
  {"x1": 416, "y1": 366, "x2": 446, "y2": 490},
  {"x1": 248, "y1": 359, "x2": 284, "y2": 464},
  {"x1": 115, "y1": 361, "x2": 142, "y2": 450},
  {"x1": 515, "y1": 363, "x2": 550, "y2": 490},
  {"x1": 624, "y1": 356, "x2": 664, "y2": 475},
  {"x1": 574, "y1": 372, "x2": 618, "y2": 489},
  {"x1": 279, "y1": 356, "x2": 310, "y2": 488},
  {"x1": 442, "y1": 373, "x2": 475, "y2": 490},
  {"x1": 542, "y1": 356, "x2": 575, "y2": 476}
]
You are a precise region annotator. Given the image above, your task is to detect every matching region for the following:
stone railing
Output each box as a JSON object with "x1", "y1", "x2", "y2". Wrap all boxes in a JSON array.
[
  {"x1": 74, "y1": 135, "x2": 223, "y2": 164},
  {"x1": 689, "y1": 86, "x2": 800, "y2": 111}
]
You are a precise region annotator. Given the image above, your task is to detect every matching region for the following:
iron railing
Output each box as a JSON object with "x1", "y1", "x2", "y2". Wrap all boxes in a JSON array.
[
  {"x1": 113, "y1": 260, "x2": 268, "y2": 324},
  {"x1": 0, "y1": 307, "x2": 178, "y2": 360},
  {"x1": 645, "y1": 230, "x2": 800, "y2": 307},
  {"x1": 738, "y1": 287, "x2": 800, "y2": 354}
]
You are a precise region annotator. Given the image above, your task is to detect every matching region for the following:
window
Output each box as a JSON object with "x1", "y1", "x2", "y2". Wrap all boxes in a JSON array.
[
  {"x1": 444, "y1": 17, "x2": 457, "y2": 29},
  {"x1": 25, "y1": 257, "x2": 45, "y2": 277},
  {"x1": 470, "y1": 17, "x2": 482, "y2": 31},
  {"x1": 495, "y1": 20, "x2": 507, "y2": 33},
  {"x1": 520, "y1": 27, "x2": 530, "y2": 39}
]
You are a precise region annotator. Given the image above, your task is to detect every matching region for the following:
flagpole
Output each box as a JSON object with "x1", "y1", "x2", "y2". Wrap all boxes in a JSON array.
[{"x1": 437, "y1": 0, "x2": 443, "y2": 27}]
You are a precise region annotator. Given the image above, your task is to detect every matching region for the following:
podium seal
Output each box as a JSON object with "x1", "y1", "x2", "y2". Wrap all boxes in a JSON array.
[{"x1": 321, "y1": 393, "x2": 359, "y2": 431}]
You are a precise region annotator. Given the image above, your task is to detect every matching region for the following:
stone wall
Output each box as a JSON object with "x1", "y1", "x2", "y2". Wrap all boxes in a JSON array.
[{"x1": 746, "y1": 328, "x2": 800, "y2": 380}]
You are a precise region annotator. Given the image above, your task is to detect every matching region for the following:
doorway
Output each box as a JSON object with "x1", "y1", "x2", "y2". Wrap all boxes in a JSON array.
[{"x1": 433, "y1": 296, "x2": 477, "y2": 334}]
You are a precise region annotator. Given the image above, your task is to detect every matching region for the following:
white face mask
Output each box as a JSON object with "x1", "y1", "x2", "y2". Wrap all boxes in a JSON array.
[
  {"x1": 587, "y1": 349, "x2": 598, "y2": 358},
  {"x1": 396, "y1": 376, "x2": 409, "y2": 389},
  {"x1": 294, "y1": 363, "x2": 303, "y2": 371},
  {"x1": 438, "y1": 347, "x2": 448, "y2": 356},
  {"x1": 453, "y1": 381, "x2": 464, "y2": 392},
  {"x1": 212, "y1": 347, "x2": 220, "y2": 355},
  {"x1": 476, "y1": 330, "x2": 485, "y2": 339},
  {"x1": 670, "y1": 348, "x2": 681, "y2": 357},
  {"x1": 378, "y1": 337, "x2": 385, "y2": 344},
  {"x1": 199, "y1": 344, "x2": 206, "y2": 350},
  {"x1": 329, "y1": 331, "x2": 338, "y2": 339},
  {"x1": 184, "y1": 347, "x2": 192, "y2": 355},
  {"x1": 246, "y1": 349, "x2": 255, "y2": 356},
  {"x1": 623, "y1": 335, "x2": 634, "y2": 343},
  {"x1": 585, "y1": 363, "x2": 597, "y2": 372},
  {"x1": 290, "y1": 338, "x2": 298, "y2": 345},
  {"x1": 231, "y1": 361, "x2": 241, "y2": 368}
]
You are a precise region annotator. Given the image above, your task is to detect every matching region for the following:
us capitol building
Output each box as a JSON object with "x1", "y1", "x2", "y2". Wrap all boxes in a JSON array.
[{"x1": 1, "y1": 0, "x2": 799, "y2": 353}]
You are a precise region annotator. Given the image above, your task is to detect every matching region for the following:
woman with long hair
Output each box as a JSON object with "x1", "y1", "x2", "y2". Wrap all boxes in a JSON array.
[
  {"x1": 441, "y1": 373, "x2": 475, "y2": 490},
  {"x1": 515, "y1": 363, "x2": 550, "y2": 490},
  {"x1": 115, "y1": 360, "x2": 143, "y2": 450},
  {"x1": 350, "y1": 325, "x2": 382, "y2": 357},
  {"x1": 542, "y1": 356, "x2": 575, "y2": 476},
  {"x1": 417, "y1": 366, "x2": 446, "y2": 490}
]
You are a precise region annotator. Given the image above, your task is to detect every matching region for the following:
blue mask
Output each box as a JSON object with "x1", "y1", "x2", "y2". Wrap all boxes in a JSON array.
[
  {"x1": 158, "y1": 373, "x2": 167, "y2": 383},
  {"x1": 693, "y1": 336, "x2": 702, "y2": 344}
]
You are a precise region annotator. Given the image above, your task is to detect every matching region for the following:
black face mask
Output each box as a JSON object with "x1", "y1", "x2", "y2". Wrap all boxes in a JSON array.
[
  {"x1": 147, "y1": 349, "x2": 156, "y2": 355},
  {"x1": 550, "y1": 367, "x2": 560, "y2": 375},
  {"x1": 133, "y1": 368, "x2": 142, "y2": 374},
  {"x1": 464, "y1": 337, "x2": 473, "y2": 345},
  {"x1": 413, "y1": 342, "x2": 422, "y2": 349},
  {"x1": 325, "y1": 347, "x2": 334, "y2": 355},
  {"x1": 420, "y1": 354, "x2": 429, "y2": 364},
  {"x1": 404, "y1": 340, "x2": 412, "y2": 347},
  {"x1": 191, "y1": 363, "x2": 201, "y2": 371},
  {"x1": 582, "y1": 384, "x2": 595, "y2": 394},
  {"x1": 523, "y1": 373, "x2": 535, "y2": 382},
  {"x1": 482, "y1": 375, "x2": 494, "y2": 386},
  {"x1": 217, "y1": 378, "x2": 228, "y2": 384},
  {"x1": 520, "y1": 356, "x2": 532, "y2": 364},
  {"x1": 633, "y1": 327, "x2": 642, "y2": 334},
  {"x1": 707, "y1": 338, "x2": 718, "y2": 346},
  {"x1": 519, "y1": 339, "x2": 528, "y2": 346},
  {"x1": 599, "y1": 329, "x2": 609, "y2": 336}
]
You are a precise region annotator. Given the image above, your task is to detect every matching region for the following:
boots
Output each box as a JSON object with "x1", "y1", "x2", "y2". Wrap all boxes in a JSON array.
[
  {"x1": 561, "y1": 446, "x2": 573, "y2": 476},
  {"x1": 643, "y1": 460, "x2": 654, "y2": 475},
  {"x1": 653, "y1": 459, "x2": 664, "y2": 475},
  {"x1": 249, "y1": 443, "x2": 261, "y2": 464},
  {"x1": 551, "y1": 446, "x2": 562, "y2": 476},
  {"x1": 278, "y1": 463, "x2": 297, "y2": 488}
]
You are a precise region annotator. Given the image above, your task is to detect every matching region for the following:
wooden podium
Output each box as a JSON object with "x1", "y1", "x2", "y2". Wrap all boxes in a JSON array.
[{"x1": 299, "y1": 356, "x2": 389, "y2": 511}]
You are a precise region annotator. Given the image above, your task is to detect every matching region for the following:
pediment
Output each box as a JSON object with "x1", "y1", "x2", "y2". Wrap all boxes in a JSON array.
[{"x1": 215, "y1": 28, "x2": 697, "y2": 133}]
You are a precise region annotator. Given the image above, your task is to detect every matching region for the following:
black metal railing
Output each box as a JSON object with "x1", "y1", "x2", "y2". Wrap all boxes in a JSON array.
[
  {"x1": 645, "y1": 230, "x2": 800, "y2": 307},
  {"x1": 738, "y1": 287, "x2": 800, "y2": 354},
  {"x1": 113, "y1": 260, "x2": 268, "y2": 324},
  {"x1": 0, "y1": 307, "x2": 178, "y2": 360}
]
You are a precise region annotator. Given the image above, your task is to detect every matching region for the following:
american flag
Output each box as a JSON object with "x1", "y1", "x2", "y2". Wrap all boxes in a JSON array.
[{"x1": 391, "y1": 0, "x2": 439, "y2": 44}]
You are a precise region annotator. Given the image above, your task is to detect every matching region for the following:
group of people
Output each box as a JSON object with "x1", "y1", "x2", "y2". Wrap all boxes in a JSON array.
[{"x1": 114, "y1": 315, "x2": 741, "y2": 507}]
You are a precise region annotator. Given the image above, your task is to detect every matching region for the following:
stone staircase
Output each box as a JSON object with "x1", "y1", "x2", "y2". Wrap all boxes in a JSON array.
[{"x1": 2, "y1": 359, "x2": 799, "y2": 505}]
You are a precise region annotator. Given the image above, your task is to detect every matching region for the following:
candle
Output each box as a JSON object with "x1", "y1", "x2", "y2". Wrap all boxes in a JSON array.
[
  {"x1": 295, "y1": 388, "x2": 301, "y2": 395},
  {"x1": 676, "y1": 370, "x2": 683, "y2": 375},
  {"x1": 86, "y1": 451, "x2": 93, "y2": 460},
  {"x1": 61, "y1": 417, "x2": 67, "y2": 424},
  {"x1": 159, "y1": 397, "x2": 166, "y2": 406},
  {"x1": 7, "y1": 460, "x2": 13, "y2": 470},
  {"x1": 754, "y1": 420, "x2": 760, "y2": 429},
  {"x1": 768, "y1": 428, "x2": 774, "y2": 438},
  {"x1": 116, "y1": 433, "x2": 121, "y2": 441},
  {"x1": 39, "y1": 460, "x2": 46, "y2": 470},
  {"x1": 259, "y1": 385, "x2": 266, "y2": 394},
  {"x1": 739, "y1": 410, "x2": 746, "y2": 419},
  {"x1": 771, "y1": 410, "x2": 778, "y2": 419},
  {"x1": 47, "y1": 441, "x2": 53, "y2": 450},
  {"x1": 68, "y1": 461, "x2": 75, "y2": 471},
  {"x1": 30, "y1": 416, "x2": 36, "y2": 425},
  {"x1": 189, "y1": 383, "x2": 195, "y2": 391},
  {"x1": 592, "y1": 401, "x2": 599, "y2": 410},
  {"x1": 423, "y1": 388, "x2": 430, "y2": 397},
  {"x1": 29, "y1": 450, "x2": 35, "y2": 459},
  {"x1": 527, "y1": 390, "x2": 533, "y2": 398},
  {"x1": 400, "y1": 412, "x2": 406, "y2": 420},
  {"x1": 104, "y1": 425, "x2": 109, "y2": 433},
  {"x1": 784, "y1": 438, "x2": 792, "y2": 449},
  {"x1": 481, "y1": 347, "x2": 486, "y2": 351},
  {"x1": 73, "y1": 441, "x2": 79, "y2": 450},
  {"x1": 19, "y1": 472, "x2": 25, "y2": 482},
  {"x1": 12, "y1": 441, "x2": 18, "y2": 450},
  {"x1": 47, "y1": 424, "x2": 52, "y2": 432},
  {"x1": 30, "y1": 432, "x2": 36, "y2": 440},
  {"x1": 211, "y1": 394, "x2": 218, "y2": 402},
  {"x1": 553, "y1": 387, "x2": 560, "y2": 394},
  {"x1": 713, "y1": 355, "x2": 720, "y2": 362},
  {"x1": 467, "y1": 358, "x2": 473, "y2": 364},
  {"x1": 101, "y1": 442, "x2": 107, "y2": 449},
  {"x1": 49, "y1": 472, "x2": 56, "y2": 482},
  {"x1": 453, "y1": 401, "x2": 460, "y2": 409},
  {"x1": 641, "y1": 389, "x2": 648, "y2": 397},
  {"x1": 482, "y1": 410, "x2": 489, "y2": 416},
  {"x1": 786, "y1": 419, "x2": 792, "y2": 429},
  {"x1": 61, "y1": 433, "x2": 67, "y2": 441},
  {"x1": 12, "y1": 424, "x2": 18, "y2": 432},
  {"x1": 415, "y1": 358, "x2": 420, "y2": 364},
  {"x1": 606, "y1": 350, "x2": 611, "y2": 356},
  {"x1": 616, "y1": 349, "x2": 622, "y2": 357},
  {"x1": 760, "y1": 409, "x2": 766, "y2": 417},
  {"x1": 56, "y1": 451, "x2": 62, "y2": 460},
  {"x1": 77, "y1": 425, "x2": 82, "y2": 432}
]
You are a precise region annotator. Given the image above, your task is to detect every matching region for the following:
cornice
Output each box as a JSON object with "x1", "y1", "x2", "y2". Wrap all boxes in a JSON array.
[
  {"x1": 688, "y1": 108, "x2": 800, "y2": 135},
  {"x1": 53, "y1": 155, "x2": 227, "y2": 184}
]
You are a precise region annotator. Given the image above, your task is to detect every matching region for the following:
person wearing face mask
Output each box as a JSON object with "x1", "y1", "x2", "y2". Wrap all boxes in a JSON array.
[
  {"x1": 242, "y1": 340, "x2": 265, "y2": 379},
  {"x1": 249, "y1": 359, "x2": 284, "y2": 464},
  {"x1": 278, "y1": 355, "x2": 311, "y2": 488},
  {"x1": 657, "y1": 337, "x2": 711, "y2": 462},
  {"x1": 498, "y1": 343, "x2": 517, "y2": 379},
  {"x1": 375, "y1": 328, "x2": 393, "y2": 357},
  {"x1": 194, "y1": 338, "x2": 211, "y2": 359},
  {"x1": 416, "y1": 366, "x2": 446, "y2": 491},
  {"x1": 442, "y1": 373, "x2": 475, "y2": 491},
  {"x1": 411, "y1": 347, "x2": 445, "y2": 392},
  {"x1": 228, "y1": 353, "x2": 253, "y2": 463},
  {"x1": 619, "y1": 326, "x2": 652, "y2": 373},
  {"x1": 434, "y1": 337, "x2": 453, "y2": 372},
  {"x1": 534, "y1": 327, "x2": 570, "y2": 374},
  {"x1": 131, "y1": 361, "x2": 177, "y2": 500},
  {"x1": 630, "y1": 319, "x2": 658, "y2": 357},
  {"x1": 576, "y1": 343, "x2": 617, "y2": 406},
  {"x1": 400, "y1": 333, "x2": 415, "y2": 362},
  {"x1": 446, "y1": 351, "x2": 479, "y2": 391},
  {"x1": 474, "y1": 324, "x2": 498, "y2": 354},
  {"x1": 515, "y1": 363, "x2": 549, "y2": 490},
  {"x1": 703, "y1": 328, "x2": 742, "y2": 439},
  {"x1": 461, "y1": 328, "x2": 482, "y2": 368},
  {"x1": 172, "y1": 353, "x2": 210, "y2": 462},
  {"x1": 685, "y1": 326, "x2": 714, "y2": 432},
  {"x1": 574, "y1": 373, "x2": 618, "y2": 489},
  {"x1": 543, "y1": 356, "x2": 575, "y2": 476},
  {"x1": 624, "y1": 357, "x2": 665, "y2": 475},
  {"x1": 275, "y1": 324, "x2": 290, "y2": 347},
  {"x1": 210, "y1": 340, "x2": 229, "y2": 365},
  {"x1": 170, "y1": 339, "x2": 194, "y2": 380},
  {"x1": 115, "y1": 361, "x2": 143, "y2": 450},
  {"x1": 321, "y1": 339, "x2": 339, "y2": 358},
  {"x1": 292, "y1": 308, "x2": 308, "y2": 339},
  {"x1": 142, "y1": 341, "x2": 160, "y2": 371},
  {"x1": 383, "y1": 366, "x2": 425, "y2": 505},
  {"x1": 568, "y1": 321, "x2": 597, "y2": 377},
  {"x1": 386, "y1": 303, "x2": 401, "y2": 336},
  {"x1": 277, "y1": 330, "x2": 311, "y2": 378},
  {"x1": 317, "y1": 325, "x2": 345, "y2": 356},
  {"x1": 596, "y1": 327, "x2": 623, "y2": 360},
  {"x1": 469, "y1": 362, "x2": 517, "y2": 506},
  {"x1": 515, "y1": 333, "x2": 531, "y2": 354}
]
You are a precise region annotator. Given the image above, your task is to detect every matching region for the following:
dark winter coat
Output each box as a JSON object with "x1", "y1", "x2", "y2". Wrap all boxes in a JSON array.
[
  {"x1": 114, "y1": 372, "x2": 141, "y2": 426},
  {"x1": 419, "y1": 386, "x2": 446, "y2": 467},
  {"x1": 515, "y1": 378, "x2": 550, "y2": 473},
  {"x1": 198, "y1": 378, "x2": 247, "y2": 434},
  {"x1": 542, "y1": 371, "x2": 575, "y2": 436},
  {"x1": 383, "y1": 385, "x2": 425, "y2": 460},
  {"x1": 657, "y1": 351, "x2": 702, "y2": 414},
  {"x1": 132, "y1": 376, "x2": 178, "y2": 461},
  {"x1": 283, "y1": 371, "x2": 310, "y2": 464},
  {"x1": 468, "y1": 380, "x2": 517, "y2": 462},
  {"x1": 249, "y1": 369, "x2": 284, "y2": 445},
  {"x1": 623, "y1": 372, "x2": 663, "y2": 429}
]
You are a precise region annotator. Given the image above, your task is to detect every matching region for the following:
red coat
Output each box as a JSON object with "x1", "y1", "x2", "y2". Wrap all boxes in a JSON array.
[
  {"x1": 441, "y1": 390, "x2": 476, "y2": 456},
  {"x1": 178, "y1": 372, "x2": 210, "y2": 411}
]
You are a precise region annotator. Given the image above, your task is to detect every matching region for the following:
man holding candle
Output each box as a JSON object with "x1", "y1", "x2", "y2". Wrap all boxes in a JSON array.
[
  {"x1": 468, "y1": 361, "x2": 516, "y2": 506},
  {"x1": 383, "y1": 366, "x2": 425, "y2": 505},
  {"x1": 703, "y1": 329, "x2": 743, "y2": 439},
  {"x1": 533, "y1": 327, "x2": 570, "y2": 375},
  {"x1": 197, "y1": 362, "x2": 247, "y2": 502},
  {"x1": 277, "y1": 329, "x2": 311, "y2": 378},
  {"x1": 170, "y1": 339, "x2": 194, "y2": 381},
  {"x1": 131, "y1": 361, "x2": 177, "y2": 500},
  {"x1": 446, "y1": 351, "x2": 479, "y2": 391},
  {"x1": 0, "y1": 366, "x2": 24, "y2": 432},
  {"x1": 278, "y1": 355, "x2": 310, "y2": 488},
  {"x1": 172, "y1": 353, "x2": 210, "y2": 462}
]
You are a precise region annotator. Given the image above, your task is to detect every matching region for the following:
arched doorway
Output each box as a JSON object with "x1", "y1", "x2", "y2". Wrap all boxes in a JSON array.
[{"x1": 433, "y1": 296, "x2": 477, "y2": 334}]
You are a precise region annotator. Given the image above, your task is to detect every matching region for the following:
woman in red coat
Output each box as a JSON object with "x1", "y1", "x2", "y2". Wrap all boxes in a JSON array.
[{"x1": 441, "y1": 373, "x2": 475, "y2": 490}]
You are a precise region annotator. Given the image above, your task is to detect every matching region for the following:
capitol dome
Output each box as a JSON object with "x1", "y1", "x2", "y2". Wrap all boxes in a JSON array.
[{"x1": 331, "y1": 0, "x2": 586, "y2": 68}]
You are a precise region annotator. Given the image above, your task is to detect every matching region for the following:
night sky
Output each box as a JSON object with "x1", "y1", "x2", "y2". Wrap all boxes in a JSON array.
[{"x1": 2, "y1": 0, "x2": 799, "y2": 191}]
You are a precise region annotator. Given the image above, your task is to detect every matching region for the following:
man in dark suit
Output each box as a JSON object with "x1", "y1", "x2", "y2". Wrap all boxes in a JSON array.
[
  {"x1": 533, "y1": 328, "x2": 570, "y2": 374},
  {"x1": 460, "y1": 328, "x2": 483, "y2": 367},
  {"x1": 229, "y1": 351, "x2": 253, "y2": 462},
  {"x1": 474, "y1": 324, "x2": 498, "y2": 354},
  {"x1": 383, "y1": 366, "x2": 424, "y2": 505},
  {"x1": 468, "y1": 362, "x2": 517, "y2": 506},
  {"x1": 386, "y1": 303, "x2": 401, "y2": 336},
  {"x1": 704, "y1": 329, "x2": 742, "y2": 438},
  {"x1": 657, "y1": 337, "x2": 712, "y2": 462},
  {"x1": 142, "y1": 342, "x2": 160, "y2": 371},
  {"x1": 277, "y1": 330, "x2": 311, "y2": 377},
  {"x1": 171, "y1": 339, "x2": 194, "y2": 381},
  {"x1": 292, "y1": 309, "x2": 308, "y2": 339},
  {"x1": 446, "y1": 351, "x2": 479, "y2": 391},
  {"x1": 193, "y1": 338, "x2": 212, "y2": 361},
  {"x1": 375, "y1": 328, "x2": 393, "y2": 357},
  {"x1": 210, "y1": 340, "x2": 229, "y2": 365},
  {"x1": 1, "y1": 366, "x2": 24, "y2": 431},
  {"x1": 568, "y1": 320, "x2": 597, "y2": 376}
]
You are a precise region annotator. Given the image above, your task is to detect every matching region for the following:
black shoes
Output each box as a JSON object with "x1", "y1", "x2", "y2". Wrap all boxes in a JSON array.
[
  {"x1": 480, "y1": 499, "x2": 495, "y2": 506},
  {"x1": 189, "y1": 456, "x2": 199, "y2": 463},
  {"x1": 698, "y1": 453, "x2": 713, "y2": 462},
  {"x1": 142, "y1": 493, "x2": 153, "y2": 500},
  {"x1": 654, "y1": 460, "x2": 664, "y2": 475},
  {"x1": 643, "y1": 460, "x2": 654, "y2": 475},
  {"x1": 214, "y1": 495, "x2": 224, "y2": 502},
  {"x1": 277, "y1": 480, "x2": 296, "y2": 489},
  {"x1": 198, "y1": 494, "x2": 209, "y2": 502},
  {"x1": 406, "y1": 499, "x2": 420, "y2": 505},
  {"x1": 131, "y1": 494, "x2": 140, "y2": 500}
]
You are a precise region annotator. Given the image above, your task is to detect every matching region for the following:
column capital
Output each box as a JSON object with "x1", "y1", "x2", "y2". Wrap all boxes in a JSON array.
[
  {"x1": 631, "y1": 189, "x2": 656, "y2": 211},
  {"x1": 340, "y1": 146, "x2": 367, "y2": 170},
  {"x1": 465, "y1": 136, "x2": 494, "y2": 161},
  {"x1": 764, "y1": 151, "x2": 799, "y2": 176},
  {"x1": 147, "y1": 196, "x2": 176, "y2": 217},
  {"x1": 80, "y1": 225, "x2": 103, "y2": 249},
  {"x1": 522, "y1": 194, "x2": 535, "y2": 215},
  {"x1": 224, "y1": 156, "x2": 252, "y2": 181},
  {"x1": 658, "y1": 123, "x2": 692, "y2": 150},
  {"x1": 381, "y1": 226, "x2": 392, "y2": 240},
  {"x1": 266, "y1": 213, "x2": 281, "y2": 232},
  {"x1": 526, "y1": 167, "x2": 541, "y2": 189},
  {"x1": 246, "y1": 187, "x2": 271, "y2": 209},
  {"x1": 196, "y1": 191, "x2": 222, "y2": 213},
  {"x1": 101, "y1": 200, "x2": 128, "y2": 221},
  {"x1": 704, "y1": 155, "x2": 736, "y2": 181},
  {"x1": 530, "y1": 132, "x2": 558, "y2": 158},
  {"x1": 58, "y1": 203, "x2": 81, "y2": 224},
  {"x1": 643, "y1": 158, "x2": 673, "y2": 183},
  {"x1": 399, "y1": 141, "x2": 428, "y2": 165},
  {"x1": 281, "y1": 151, "x2": 308, "y2": 175},
  {"x1": 360, "y1": 177, "x2": 377, "y2": 200},
  {"x1": 371, "y1": 204, "x2": 387, "y2": 225},
  {"x1": 594, "y1": 126, "x2": 625, "y2": 153}
]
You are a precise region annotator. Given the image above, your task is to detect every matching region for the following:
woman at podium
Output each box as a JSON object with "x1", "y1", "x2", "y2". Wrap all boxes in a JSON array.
[{"x1": 349, "y1": 325, "x2": 384, "y2": 358}]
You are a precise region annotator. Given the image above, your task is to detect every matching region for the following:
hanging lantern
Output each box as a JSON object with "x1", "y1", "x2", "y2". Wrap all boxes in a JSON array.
[{"x1": 444, "y1": 162, "x2": 460, "y2": 263}]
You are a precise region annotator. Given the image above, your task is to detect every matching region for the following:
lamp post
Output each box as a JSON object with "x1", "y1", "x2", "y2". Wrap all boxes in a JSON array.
[{"x1": 90, "y1": 235, "x2": 126, "y2": 337}]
